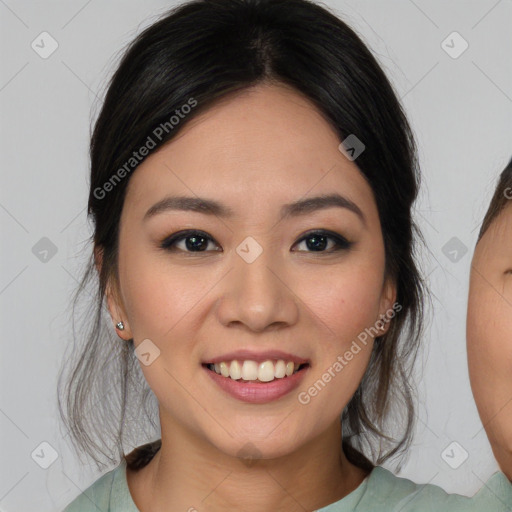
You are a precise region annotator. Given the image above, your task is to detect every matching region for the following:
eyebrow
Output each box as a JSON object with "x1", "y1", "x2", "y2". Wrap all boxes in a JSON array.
[{"x1": 143, "y1": 193, "x2": 366, "y2": 224}]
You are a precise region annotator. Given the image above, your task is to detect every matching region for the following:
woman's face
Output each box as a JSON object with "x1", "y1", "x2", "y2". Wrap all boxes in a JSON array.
[
  {"x1": 467, "y1": 202, "x2": 512, "y2": 456},
  {"x1": 107, "y1": 83, "x2": 395, "y2": 460}
]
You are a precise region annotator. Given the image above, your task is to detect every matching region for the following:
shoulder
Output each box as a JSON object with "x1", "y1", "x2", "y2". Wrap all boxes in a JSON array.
[
  {"x1": 61, "y1": 464, "x2": 121, "y2": 512},
  {"x1": 62, "y1": 442, "x2": 160, "y2": 512},
  {"x1": 359, "y1": 466, "x2": 512, "y2": 511}
]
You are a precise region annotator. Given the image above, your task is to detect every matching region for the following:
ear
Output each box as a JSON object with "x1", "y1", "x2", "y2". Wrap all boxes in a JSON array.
[
  {"x1": 377, "y1": 276, "x2": 397, "y2": 336},
  {"x1": 94, "y1": 246, "x2": 133, "y2": 340}
]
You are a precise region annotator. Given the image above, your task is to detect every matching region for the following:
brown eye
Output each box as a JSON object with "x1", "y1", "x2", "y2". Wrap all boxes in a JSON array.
[
  {"x1": 292, "y1": 230, "x2": 352, "y2": 253},
  {"x1": 160, "y1": 230, "x2": 221, "y2": 253}
]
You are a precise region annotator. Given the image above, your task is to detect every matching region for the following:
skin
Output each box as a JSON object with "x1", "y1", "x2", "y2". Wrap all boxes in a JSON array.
[
  {"x1": 101, "y1": 82, "x2": 396, "y2": 511},
  {"x1": 467, "y1": 202, "x2": 512, "y2": 482}
]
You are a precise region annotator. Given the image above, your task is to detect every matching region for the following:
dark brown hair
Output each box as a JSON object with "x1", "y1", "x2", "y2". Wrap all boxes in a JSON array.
[{"x1": 57, "y1": 0, "x2": 426, "y2": 473}]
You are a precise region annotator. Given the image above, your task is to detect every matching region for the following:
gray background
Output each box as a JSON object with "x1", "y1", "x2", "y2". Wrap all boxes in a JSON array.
[{"x1": 1, "y1": 1, "x2": 511, "y2": 510}]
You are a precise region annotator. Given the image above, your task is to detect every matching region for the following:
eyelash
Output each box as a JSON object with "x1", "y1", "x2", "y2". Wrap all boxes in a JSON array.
[{"x1": 159, "y1": 229, "x2": 352, "y2": 254}]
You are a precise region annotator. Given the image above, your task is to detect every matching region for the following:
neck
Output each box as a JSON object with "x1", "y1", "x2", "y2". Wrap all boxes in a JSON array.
[{"x1": 127, "y1": 420, "x2": 370, "y2": 512}]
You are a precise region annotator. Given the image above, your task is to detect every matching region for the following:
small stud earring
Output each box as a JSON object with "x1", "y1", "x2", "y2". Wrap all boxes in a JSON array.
[{"x1": 116, "y1": 321, "x2": 125, "y2": 331}]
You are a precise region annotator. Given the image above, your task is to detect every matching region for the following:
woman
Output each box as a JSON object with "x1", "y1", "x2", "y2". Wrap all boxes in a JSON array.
[
  {"x1": 467, "y1": 156, "x2": 512, "y2": 482},
  {"x1": 59, "y1": 0, "x2": 512, "y2": 510}
]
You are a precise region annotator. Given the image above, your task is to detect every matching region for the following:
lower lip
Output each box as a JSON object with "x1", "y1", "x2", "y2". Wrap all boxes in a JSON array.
[{"x1": 202, "y1": 364, "x2": 310, "y2": 404}]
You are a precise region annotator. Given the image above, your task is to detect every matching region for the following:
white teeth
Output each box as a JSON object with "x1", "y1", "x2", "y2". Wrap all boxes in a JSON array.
[
  {"x1": 258, "y1": 360, "x2": 275, "y2": 382},
  {"x1": 229, "y1": 360, "x2": 242, "y2": 380},
  {"x1": 241, "y1": 360, "x2": 258, "y2": 380},
  {"x1": 208, "y1": 359, "x2": 305, "y2": 382},
  {"x1": 274, "y1": 360, "x2": 286, "y2": 378},
  {"x1": 219, "y1": 361, "x2": 230, "y2": 378}
]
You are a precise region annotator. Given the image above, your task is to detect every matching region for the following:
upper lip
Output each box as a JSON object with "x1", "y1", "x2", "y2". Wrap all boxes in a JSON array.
[{"x1": 203, "y1": 349, "x2": 310, "y2": 365}]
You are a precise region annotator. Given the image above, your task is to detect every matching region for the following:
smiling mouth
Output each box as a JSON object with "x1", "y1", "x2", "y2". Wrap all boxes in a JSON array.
[{"x1": 203, "y1": 360, "x2": 310, "y2": 383}]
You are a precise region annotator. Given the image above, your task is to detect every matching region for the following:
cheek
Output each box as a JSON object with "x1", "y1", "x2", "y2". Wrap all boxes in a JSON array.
[
  {"x1": 468, "y1": 274, "x2": 512, "y2": 451},
  {"x1": 296, "y1": 260, "x2": 385, "y2": 342},
  {"x1": 467, "y1": 277, "x2": 512, "y2": 393},
  {"x1": 119, "y1": 248, "x2": 213, "y2": 340},
  {"x1": 468, "y1": 276, "x2": 512, "y2": 353},
  {"x1": 471, "y1": 296, "x2": 512, "y2": 360}
]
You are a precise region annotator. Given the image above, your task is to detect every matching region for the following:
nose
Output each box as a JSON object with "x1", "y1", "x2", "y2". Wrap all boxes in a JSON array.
[{"x1": 215, "y1": 250, "x2": 299, "y2": 333}]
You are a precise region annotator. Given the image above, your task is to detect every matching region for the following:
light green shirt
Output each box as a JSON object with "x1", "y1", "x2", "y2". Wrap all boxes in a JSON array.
[{"x1": 63, "y1": 458, "x2": 512, "y2": 511}]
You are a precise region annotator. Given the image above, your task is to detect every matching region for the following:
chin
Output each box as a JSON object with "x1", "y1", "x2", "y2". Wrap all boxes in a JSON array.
[{"x1": 209, "y1": 430, "x2": 305, "y2": 463}]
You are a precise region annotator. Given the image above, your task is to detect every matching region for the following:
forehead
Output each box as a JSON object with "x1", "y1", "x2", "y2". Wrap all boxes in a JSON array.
[
  {"x1": 476, "y1": 202, "x2": 512, "y2": 256},
  {"x1": 123, "y1": 84, "x2": 377, "y2": 221}
]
